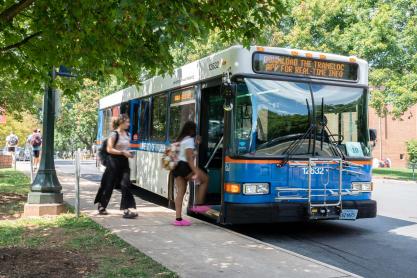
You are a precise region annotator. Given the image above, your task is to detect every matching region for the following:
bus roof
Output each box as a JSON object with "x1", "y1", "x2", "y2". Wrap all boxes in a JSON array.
[{"x1": 99, "y1": 45, "x2": 368, "y2": 109}]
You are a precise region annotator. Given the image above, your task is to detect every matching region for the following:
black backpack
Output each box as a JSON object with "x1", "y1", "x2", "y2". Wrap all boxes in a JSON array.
[{"x1": 98, "y1": 131, "x2": 119, "y2": 166}]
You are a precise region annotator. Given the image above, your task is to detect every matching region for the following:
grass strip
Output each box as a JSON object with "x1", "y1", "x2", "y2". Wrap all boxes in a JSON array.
[
  {"x1": 373, "y1": 168, "x2": 417, "y2": 181},
  {"x1": 0, "y1": 169, "x2": 177, "y2": 278}
]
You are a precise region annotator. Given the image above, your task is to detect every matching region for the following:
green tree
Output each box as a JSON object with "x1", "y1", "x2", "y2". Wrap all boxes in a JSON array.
[
  {"x1": 1, "y1": 0, "x2": 286, "y2": 113},
  {"x1": 54, "y1": 80, "x2": 101, "y2": 152},
  {"x1": 0, "y1": 112, "x2": 40, "y2": 148}
]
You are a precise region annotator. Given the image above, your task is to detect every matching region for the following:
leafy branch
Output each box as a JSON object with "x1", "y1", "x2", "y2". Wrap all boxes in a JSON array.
[
  {"x1": 0, "y1": 31, "x2": 41, "y2": 52},
  {"x1": 0, "y1": 0, "x2": 35, "y2": 28}
]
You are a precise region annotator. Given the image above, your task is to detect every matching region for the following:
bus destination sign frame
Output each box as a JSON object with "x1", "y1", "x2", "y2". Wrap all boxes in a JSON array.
[{"x1": 253, "y1": 52, "x2": 359, "y2": 82}]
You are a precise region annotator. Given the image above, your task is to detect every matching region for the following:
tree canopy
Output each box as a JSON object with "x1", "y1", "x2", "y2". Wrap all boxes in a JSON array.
[
  {"x1": 0, "y1": 0, "x2": 285, "y2": 113},
  {"x1": 268, "y1": 0, "x2": 417, "y2": 118}
]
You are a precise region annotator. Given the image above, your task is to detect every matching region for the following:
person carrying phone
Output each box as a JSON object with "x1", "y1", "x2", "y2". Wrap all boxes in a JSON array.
[{"x1": 94, "y1": 114, "x2": 138, "y2": 219}]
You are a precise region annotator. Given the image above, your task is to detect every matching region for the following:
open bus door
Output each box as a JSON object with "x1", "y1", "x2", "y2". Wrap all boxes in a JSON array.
[{"x1": 191, "y1": 78, "x2": 234, "y2": 223}]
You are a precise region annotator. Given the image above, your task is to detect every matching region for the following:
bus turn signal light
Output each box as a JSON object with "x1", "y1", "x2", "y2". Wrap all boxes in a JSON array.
[{"x1": 225, "y1": 183, "x2": 241, "y2": 194}]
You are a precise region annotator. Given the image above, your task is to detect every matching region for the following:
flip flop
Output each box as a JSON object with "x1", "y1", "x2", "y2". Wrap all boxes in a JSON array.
[
  {"x1": 190, "y1": 205, "x2": 211, "y2": 213},
  {"x1": 172, "y1": 219, "x2": 192, "y2": 226}
]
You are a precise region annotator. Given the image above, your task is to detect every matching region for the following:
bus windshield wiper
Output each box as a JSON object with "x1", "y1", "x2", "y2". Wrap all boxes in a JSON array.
[
  {"x1": 318, "y1": 97, "x2": 346, "y2": 161},
  {"x1": 278, "y1": 98, "x2": 315, "y2": 167}
]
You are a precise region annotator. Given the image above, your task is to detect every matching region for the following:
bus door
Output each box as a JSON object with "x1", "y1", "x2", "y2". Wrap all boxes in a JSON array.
[{"x1": 199, "y1": 81, "x2": 224, "y2": 208}]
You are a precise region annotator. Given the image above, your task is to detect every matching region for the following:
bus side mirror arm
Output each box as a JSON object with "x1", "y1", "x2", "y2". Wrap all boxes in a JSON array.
[{"x1": 222, "y1": 82, "x2": 236, "y2": 112}]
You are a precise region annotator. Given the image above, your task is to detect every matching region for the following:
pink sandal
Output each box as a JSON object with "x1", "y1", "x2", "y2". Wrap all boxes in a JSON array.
[
  {"x1": 172, "y1": 219, "x2": 192, "y2": 226},
  {"x1": 190, "y1": 205, "x2": 211, "y2": 213}
]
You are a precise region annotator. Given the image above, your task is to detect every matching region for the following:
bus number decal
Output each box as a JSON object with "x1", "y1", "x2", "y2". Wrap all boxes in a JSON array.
[
  {"x1": 209, "y1": 61, "x2": 220, "y2": 71},
  {"x1": 302, "y1": 167, "x2": 324, "y2": 175}
]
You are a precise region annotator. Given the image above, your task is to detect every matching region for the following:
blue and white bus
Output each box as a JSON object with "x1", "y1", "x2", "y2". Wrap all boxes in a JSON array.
[{"x1": 97, "y1": 45, "x2": 377, "y2": 224}]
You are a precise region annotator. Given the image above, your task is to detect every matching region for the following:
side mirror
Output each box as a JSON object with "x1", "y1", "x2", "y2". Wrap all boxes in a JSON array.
[
  {"x1": 369, "y1": 128, "x2": 377, "y2": 147},
  {"x1": 221, "y1": 82, "x2": 236, "y2": 111},
  {"x1": 369, "y1": 128, "x2": 377, "y2": 141}
]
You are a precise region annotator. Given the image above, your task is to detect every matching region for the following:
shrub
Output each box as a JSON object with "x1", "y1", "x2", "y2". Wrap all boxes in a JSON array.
[{"x1": 406, "y1": 139, "x2": 417, "y2": 164}]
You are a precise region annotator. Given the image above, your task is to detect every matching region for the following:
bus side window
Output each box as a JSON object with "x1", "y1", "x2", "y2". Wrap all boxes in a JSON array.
[
  {"x1": 131, "y1": 102, "x2": 140, "y2": 141},
  {"x1": 169, "y1": 88, "x2": 196, "y2": 141},
  {"x1": 102, "y1": 108, "x2": 113, "y2": 139},
  {"x1": 139, "y1": 99, "x2": 150, "y2": 140},
  {"x1": 150, "y1": 94, "x2": 168, "y2": 142},
  {"x1": 120, "y1": 102, "x2": 130, "y2": 114}
]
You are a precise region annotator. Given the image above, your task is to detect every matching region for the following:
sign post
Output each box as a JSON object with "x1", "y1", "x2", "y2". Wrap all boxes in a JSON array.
[{"x1": 24, "y1": 66, "x2": 76, "y2": 217}]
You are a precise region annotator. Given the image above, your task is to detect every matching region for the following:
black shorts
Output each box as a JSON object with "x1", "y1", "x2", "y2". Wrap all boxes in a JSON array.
[
  {"x1": 172, "y1": 161, "x2": 193, "y2": 178},
  {"x1": 33, "y1": 150, "x2": 40, "y2": 158},
  {"x1": 8, "y1": 147, "x2": 15, "y2": 152}
]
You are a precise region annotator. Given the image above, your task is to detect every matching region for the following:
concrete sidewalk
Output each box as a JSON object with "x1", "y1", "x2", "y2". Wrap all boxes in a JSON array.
[{"x1": 18, "y1": 163, "x2": 359, "y2": 278}]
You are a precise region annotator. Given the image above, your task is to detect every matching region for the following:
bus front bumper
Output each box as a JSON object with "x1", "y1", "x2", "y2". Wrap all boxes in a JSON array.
[{"x1": 222, "y1": 200, "x2": 377, "y2": 224}]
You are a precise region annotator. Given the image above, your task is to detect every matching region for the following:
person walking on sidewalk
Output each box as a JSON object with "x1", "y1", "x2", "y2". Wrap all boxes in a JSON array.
[
  {"x1": 172, "y1": 121, "x2": 209, "y2": 226},
  {"x1": 28, "y1": 129, "x2": 42, "y2": 171},
  {"x1": 6, "y1": 131, "x2": 18, "y2": 153},
  {"x1": 6, "y1": 131, "x2": 19, "y2": 165},
  {"x1": 94, "y1": 114, "x2": 138, "y2": 219}
]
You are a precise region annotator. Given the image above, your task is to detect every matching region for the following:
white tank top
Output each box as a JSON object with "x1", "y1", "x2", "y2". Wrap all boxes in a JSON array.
[{"x1": 113, "y1": 131, "x2": 129, "y2": 152}]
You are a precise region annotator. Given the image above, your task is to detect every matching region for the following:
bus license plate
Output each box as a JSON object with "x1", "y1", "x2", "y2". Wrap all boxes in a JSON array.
[{"x1": 339, "y1": 209, "x2": 358, "y2": 220}]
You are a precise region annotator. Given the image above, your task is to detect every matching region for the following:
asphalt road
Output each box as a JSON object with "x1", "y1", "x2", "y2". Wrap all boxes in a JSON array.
[{"x1": 55, "y1": 159, "x2": 417, "y2": 278}]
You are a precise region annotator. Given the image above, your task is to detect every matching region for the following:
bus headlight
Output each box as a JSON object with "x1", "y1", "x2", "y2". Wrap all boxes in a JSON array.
[
  {"x1": 351, "y1": 182, "x2": 373, "y2": 192},
  {"x1": 243, "y1": 183, "x2": 269, "y2": 195}
]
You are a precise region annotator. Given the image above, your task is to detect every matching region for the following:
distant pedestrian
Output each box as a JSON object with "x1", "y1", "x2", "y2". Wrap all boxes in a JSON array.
[
  {"x1": 94, "y1": 114, "x2": 138, "y2": 219},
  {"x1": 6, "y1": 131, "x2": 18, "y2": 153},
  {"x1": 28, "y1": 129, "x2": 42, "y2": 171},
  {"x1": 171, "y1": 121, "x2": 209, "y2": 226}
]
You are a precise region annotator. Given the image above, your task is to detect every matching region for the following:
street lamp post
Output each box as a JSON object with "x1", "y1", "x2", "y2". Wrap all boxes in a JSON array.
[{"x1": 24, "y1": 66, "x2": 75, "y2": 217}]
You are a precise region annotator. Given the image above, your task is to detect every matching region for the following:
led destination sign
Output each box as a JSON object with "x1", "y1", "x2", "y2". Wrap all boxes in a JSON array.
[
  {"x1": 171, "y1": 88, "x2": 195, "y2": 104},
  {"x1": 253, "y1": 53, "x2": 358, "y2": 81}
]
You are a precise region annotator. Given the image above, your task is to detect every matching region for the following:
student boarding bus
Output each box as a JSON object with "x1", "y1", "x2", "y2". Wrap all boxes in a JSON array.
[{"x1": 97, "y1": 45, "x2": 377, "y2": 224}]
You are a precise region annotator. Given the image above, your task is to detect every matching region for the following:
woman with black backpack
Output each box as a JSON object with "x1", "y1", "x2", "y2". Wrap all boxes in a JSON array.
[{"x1": 94, "y1": 114, "x2": 138, "y2": 219}]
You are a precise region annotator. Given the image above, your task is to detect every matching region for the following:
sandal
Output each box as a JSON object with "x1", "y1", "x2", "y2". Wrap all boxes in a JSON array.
[
  {"x1": 172, "y1": 219, "x2": 192, "y2": 226},
  {"x1": 98, "y1": 204, "x2": 108, "y2": 215},
  {"x1": 123, "y1": 210, "x2": 138, "y2": 219},
  {"x1": 190, "y1": 205, "x2": 210, "y2": 213},
  {"x1": 98, "y1": 207, "x2": 108, "y2": 215}
]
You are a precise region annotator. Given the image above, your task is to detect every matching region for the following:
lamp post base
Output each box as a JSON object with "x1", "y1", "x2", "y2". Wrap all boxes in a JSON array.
[
  {"x1": 23, "y1": 192, "x2": 65, "y2": 217},
  {"x1": 23, "y1": 203, "x2": 65, "y2": 217},
  {"x1": 27, "y1": 192, "x2": 63, "y2": 204}
]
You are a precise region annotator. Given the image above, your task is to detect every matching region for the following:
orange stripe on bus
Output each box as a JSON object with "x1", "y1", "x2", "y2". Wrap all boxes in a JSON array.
[
  {"x1": 225, "y1": 157, "x2": 283, "y2": 164},
  {"x1": 225, "y1": 156, "x2": 372, "y2": 165},
  {"x1": 349, "y1": 160, "x2": 372, "y2": 165},
  {"x1": 130, "y1": 143, "x2": 141, "y2": 148}
]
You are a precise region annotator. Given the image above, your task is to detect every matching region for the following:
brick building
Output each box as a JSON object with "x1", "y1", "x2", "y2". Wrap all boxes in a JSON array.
[{"x1": 368, "y1": 104, "x2": 417, "y2": 168}]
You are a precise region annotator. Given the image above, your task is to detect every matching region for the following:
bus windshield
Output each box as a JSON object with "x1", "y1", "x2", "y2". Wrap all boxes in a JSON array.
[{"x1": 233, "y1": 78, "x2": 370, "y2": 158}]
